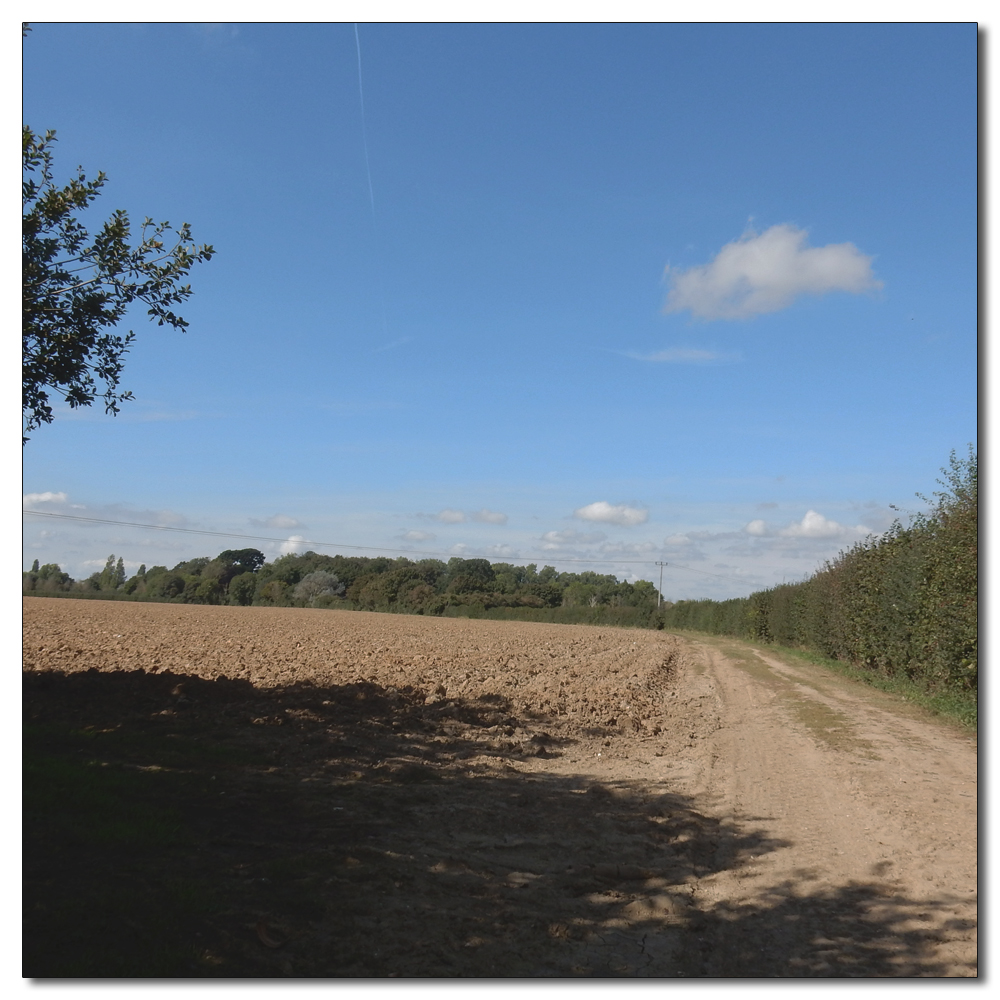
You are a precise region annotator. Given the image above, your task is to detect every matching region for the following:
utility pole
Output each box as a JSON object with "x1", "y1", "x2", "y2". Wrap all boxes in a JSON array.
[{"x1": 655, "y1": 561, "x2": 667, "y2": 607}]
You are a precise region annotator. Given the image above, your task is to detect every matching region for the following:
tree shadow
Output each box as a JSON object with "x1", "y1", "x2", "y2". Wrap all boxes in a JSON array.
[
  {"x1": 23, "y1": 667, "x2": 976, "y2": 978},
  {"x1": 672, "y1": 877, "x2": 977, "y2": 978}
]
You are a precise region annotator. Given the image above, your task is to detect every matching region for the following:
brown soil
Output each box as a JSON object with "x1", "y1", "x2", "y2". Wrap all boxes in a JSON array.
[{"x1": 22, "y1": 598, "x2": 977, "y2": 978}]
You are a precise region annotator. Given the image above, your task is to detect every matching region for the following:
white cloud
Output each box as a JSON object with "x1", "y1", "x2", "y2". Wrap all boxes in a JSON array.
[
  {"x1": 23, "y1": 492, "x2": 68, "y2": 507},
  {"x1": 745, "y1": 510, "x2": 872, "y2": 541},
  {"x1": 436, "y1": 509, "x2": 466, "y2": 523},
  {"x1": 401, "y1": 530, "x2": 436, "y2": 542},
  {"x1": 574, "y1": 502, "x2": 649, "y2": 527},
  {"x1": 250, "y1": 514, "x2": 304, "y2": 530},
  {"x1": 280, "y1": 535, "x2": 309, "y2": 555},
  {"x1": 664, "y1": 224, "x2": 882, "y2": 320},
  {"x1": 626, "y1": 348, "x2": 738, "y2": 364},
  {"x1": 471, "y1": 508, "x2": 508, "y2": 524},
  {"x1": 540, "y1": 529, "x2": 607, "y2": 550},
  {"x1": 779, "y1": 510, "x2": 870, "y2": 539}
]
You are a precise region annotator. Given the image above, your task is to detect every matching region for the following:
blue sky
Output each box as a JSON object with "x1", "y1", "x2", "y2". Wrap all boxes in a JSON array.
[{"x1": 21, "y1": 21, "x2": 978, "y2": 600}]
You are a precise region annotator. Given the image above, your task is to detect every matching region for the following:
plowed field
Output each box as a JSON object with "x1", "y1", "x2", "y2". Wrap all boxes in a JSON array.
[{"x1": 22, "y1": 597, "x2": 977, "y2": 977}]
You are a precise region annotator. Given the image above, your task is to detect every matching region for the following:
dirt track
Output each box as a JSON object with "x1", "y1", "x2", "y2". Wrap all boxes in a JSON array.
[{"x1": 23, "y1": 598, "x2": 977, "y2": 977}]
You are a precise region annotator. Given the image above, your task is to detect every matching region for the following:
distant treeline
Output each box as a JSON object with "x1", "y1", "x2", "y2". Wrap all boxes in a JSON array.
[
  {"x1": 661, "y1": 448, "x2": 978, "y2": 695},
  {"x1": 22, "y1": 548, "x2": 664, "y2": 629}
]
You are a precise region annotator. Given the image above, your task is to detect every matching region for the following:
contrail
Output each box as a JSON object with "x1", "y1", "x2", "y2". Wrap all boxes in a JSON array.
[
  {"x1": 353, "y1": 22, "x2": 389, "y2": 341},
  {"x1": 354, "y1": 22, "x2": 377, "y2": 219}
]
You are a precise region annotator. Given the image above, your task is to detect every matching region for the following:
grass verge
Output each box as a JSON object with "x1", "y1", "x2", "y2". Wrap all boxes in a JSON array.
[{"x1": 667, "y1": 629, "x2": 977, "y2": 735}]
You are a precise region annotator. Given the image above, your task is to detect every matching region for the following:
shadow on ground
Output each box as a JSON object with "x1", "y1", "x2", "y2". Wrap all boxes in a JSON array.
[{"x1": 23, "y1": 668, "x2": 974, "y2": 978}]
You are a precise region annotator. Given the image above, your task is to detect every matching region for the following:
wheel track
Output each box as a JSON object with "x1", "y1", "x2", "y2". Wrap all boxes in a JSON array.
[{"x1": 657, "y1": 635, "x2": 977, "y2": 977}]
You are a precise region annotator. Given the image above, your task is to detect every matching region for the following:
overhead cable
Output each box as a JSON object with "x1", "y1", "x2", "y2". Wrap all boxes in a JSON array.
[{"x1": 22, "y1": 508, "x2": 741, "y2": 581}]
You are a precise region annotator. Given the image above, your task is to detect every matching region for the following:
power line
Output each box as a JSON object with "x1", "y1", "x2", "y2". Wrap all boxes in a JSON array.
[
  {"x1": 24, "y1": 509, "x2": 400, "y2": 554},
  {"x1": 21, "y1": 508, "x2": 740, "y2": 581},
  {"x1": 21, "y1": 509, "x2": 650, "y2": 566}
]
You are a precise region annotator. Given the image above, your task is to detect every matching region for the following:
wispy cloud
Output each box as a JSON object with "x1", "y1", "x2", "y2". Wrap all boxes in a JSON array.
[
  {"x1": 661, "y1": 533, "x2": 709, "y2": 561},
  {"x1": 43, "y1": 403, "x2": 200, "y2": 424},
  {"x1": 400, "y1": 529, "x2": 436, "y2": 542},
  {"x1": 22, "y1": 491, "x2": 190, "y2": 528},
  {"x1": 471, "y1": 508, "x2": 508, "y2": 524},
  {"x1": 189, "y1": 22, "x2": 250, "y2": 54},
  {"x1": 540, "y1": 529, "x2": 607, "y2": 550},
  {"x1": 373, "y1": 336, "x2": 413, "y2": 354},
  {"x1": 574, "y1": 501, "x2": 649, "y2": 527},
  {"x1": 419, "y1": 508, "x2": 508, "y2": 525},
  {"x1": 664, "y1": 224, "x2": 882, "y2": 320},
  {"x1": 130, "y1": 409, "x2": 199, "y2": 423},
  {"x1": 191, "y1": 23, "x2": 240, "y2": 37},
  {"x1": 23, "y1": 491, "x2": 69, "y2": 507},
  {"x1": 250, "y1": 514, "x2": 304, "y2": 530},
  {"x1": 484, "y1": 543, "x2": 519, "y2": 558},
  {"x1": 595, "y1": 540, "x2": 661, "y2": 558},
  {"x1": 317, "y1": 400, "x2": 402, "y2": 414},
  {"x1": 439, "y1": 542, "x2": 519, "y2": 560},
  {"x1": 625, "y1": 347, "x2": 739, "y2": 364}
]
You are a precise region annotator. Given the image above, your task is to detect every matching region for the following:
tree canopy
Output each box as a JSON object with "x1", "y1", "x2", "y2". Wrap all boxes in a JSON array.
[
  {"x1": 22, "y1": 125, "x2": 214, "y2": 441},
  {"x1": 22, "y1": 548, "x2": 662, "y2": 628}
]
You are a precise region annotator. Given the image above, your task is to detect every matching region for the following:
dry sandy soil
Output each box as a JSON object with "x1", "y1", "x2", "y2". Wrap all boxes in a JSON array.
[{"x1": 22, "y1": 597, "x2": 977, "y2": 978}]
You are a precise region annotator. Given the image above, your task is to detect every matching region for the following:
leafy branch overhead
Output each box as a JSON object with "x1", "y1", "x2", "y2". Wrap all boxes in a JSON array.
[{"x1": 22, "y1": 126, "x2": 214, "y2": 441}]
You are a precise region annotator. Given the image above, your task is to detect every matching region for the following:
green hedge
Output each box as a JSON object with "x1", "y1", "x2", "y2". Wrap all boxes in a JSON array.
[{"x1": 448, "y1": 604, "x2": 661, "y2": 629}]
